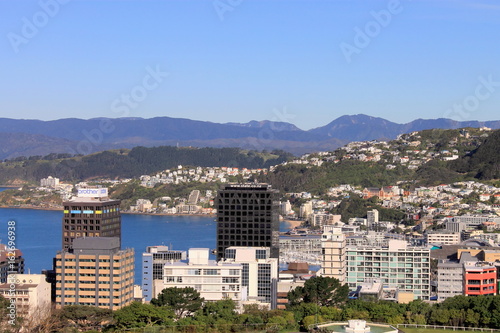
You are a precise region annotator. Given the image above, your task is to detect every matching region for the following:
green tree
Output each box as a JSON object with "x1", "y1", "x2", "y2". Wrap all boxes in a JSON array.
[
  {"x1": 288, "y1": 276, "x2": 349, "y2": 307},
  {"x1": 113, "y1": 302, "x2": 173, "y2": 328},
  {"x1": 59, "y1": 305, "x2": 112, "y2": 331},
  {"x1": 152, "y1": 287, "x2": 204, "y2": 318}
]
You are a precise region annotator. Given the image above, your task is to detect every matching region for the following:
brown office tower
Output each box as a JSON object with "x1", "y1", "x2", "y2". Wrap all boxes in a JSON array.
[
  {"x1": 62, "y1": 188, "x2": 121, "y2": 251},
  {"x1": 215, "y1": 183, "x2": 279, "y2": 260},
  {"x1": 55, "y1": 237, "x2": 134, "y2": 310}
]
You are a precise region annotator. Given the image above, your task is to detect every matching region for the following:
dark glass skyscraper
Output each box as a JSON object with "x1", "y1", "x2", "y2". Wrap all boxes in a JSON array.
[
  {"x1": 62, "y1": 196, "x2": 121, "y2": 251},
  {"x1": 215, "y1": 183, "x2": 279, "y2": 260}
]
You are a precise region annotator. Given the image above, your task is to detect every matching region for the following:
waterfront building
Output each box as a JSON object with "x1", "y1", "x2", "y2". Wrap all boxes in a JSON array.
[
  {"x1": 40, "y1": 176, "x2": 60, "y2": 188},
  {"x1": 142, "y1": 245, "x2": 187, "y2": 302},
  {"x1": 55, "y1": 237, "x2": 134, "y2": 310},
  {"x1": 215, "y1": 183, "x2": 279, "y2": 260},
  {"x1": 62, "y1": 187, "x2": 121, "y2": 251},
  {"x1": 159, "y1": 248, "x2": 242, "y2": 305}
]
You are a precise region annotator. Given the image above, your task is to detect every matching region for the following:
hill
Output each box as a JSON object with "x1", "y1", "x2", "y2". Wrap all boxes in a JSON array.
[{"x1": 1, "y1": 115, "x2": 500, "y2": 159}]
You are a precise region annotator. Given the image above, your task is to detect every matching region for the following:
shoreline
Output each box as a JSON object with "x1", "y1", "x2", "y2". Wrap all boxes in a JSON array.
[{"x1": 0, "y1": 206, "x2": 304, "y2": 227}]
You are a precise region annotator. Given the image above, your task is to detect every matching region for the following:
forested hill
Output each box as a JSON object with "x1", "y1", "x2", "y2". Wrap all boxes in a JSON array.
[
  {"x1": 0, "y1": 146, "x2": 292, "y2": 184},
  {"x1": 449, "y1": 129, "x2": 500, "y2": 180}
]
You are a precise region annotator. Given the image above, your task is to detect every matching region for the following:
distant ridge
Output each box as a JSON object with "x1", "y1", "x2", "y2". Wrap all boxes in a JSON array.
[{"x1": 0, "y1": 114, "x2": 499, "y2": 159}]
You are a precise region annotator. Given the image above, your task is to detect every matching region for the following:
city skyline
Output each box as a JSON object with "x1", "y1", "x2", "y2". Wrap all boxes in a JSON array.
[{"x1": 1, "y1": 0, "x2": 499, "y2": 130}]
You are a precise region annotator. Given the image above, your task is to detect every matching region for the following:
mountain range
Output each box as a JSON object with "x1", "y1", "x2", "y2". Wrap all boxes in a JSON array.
[{"x1": 1, "y1": 114, "x2": 500, "y2": 159}]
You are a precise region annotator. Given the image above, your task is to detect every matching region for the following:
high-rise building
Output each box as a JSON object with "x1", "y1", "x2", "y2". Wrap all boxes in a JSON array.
[
  {"x1": 321, "y1": 226, "x2": 346, "y2": 283},
  {"x1": 62, "y1": 188, "x2": 121, "y2": 251},
  {"x1": 55, "y1": 237, "x2": 134, "y2": 310},
  {"x1": 215, "y1": 183, "x2": 279, "y2": 260},
  {"x1": 367, "y1": 209, "x2": 379, "y2": 229},
  {"x1": 142, "y1": 245, "x2": 187, "y2": 301}
]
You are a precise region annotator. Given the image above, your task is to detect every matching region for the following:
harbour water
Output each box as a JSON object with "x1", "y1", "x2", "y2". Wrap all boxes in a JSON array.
[{"x1": 0, "y1": 204, "x2": 294, "y2": 284}]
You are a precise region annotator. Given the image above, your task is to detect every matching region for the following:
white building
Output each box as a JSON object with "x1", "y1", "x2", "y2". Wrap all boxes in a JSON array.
[
  {"x1": 40, "y1": 176, "x2": 59, "y2": 188},
  {"x1": 426, "y1": 231, "x2": 460, "y2": 245},
  {"x1": 0, "y1": 274, "x2": 51, "y2": 325},
  {"x1": 321, "y1": 226, "x2": 346, "y2": 283},
  {"x1": 367, "y1": 209, "x2": 379, "y2": 229},
  {"x1": 223, "y1": 247, "x2": 279, "y2": 309},
  {"x1": 160, "y1": 248, "x2": 242, "y2": 305}
]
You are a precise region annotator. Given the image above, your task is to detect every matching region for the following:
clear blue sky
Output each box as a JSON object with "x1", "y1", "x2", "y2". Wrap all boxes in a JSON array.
[{"x1": 1, "y1": 0, "x2": 499, "y2": 130}]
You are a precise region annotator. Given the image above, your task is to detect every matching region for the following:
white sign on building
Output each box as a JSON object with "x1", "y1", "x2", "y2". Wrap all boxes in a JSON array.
[{"x1": 77, "y1": 188, "x2": 108, "y2": 198}]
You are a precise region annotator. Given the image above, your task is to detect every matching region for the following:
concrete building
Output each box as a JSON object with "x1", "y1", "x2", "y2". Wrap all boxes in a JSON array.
[
  {"x1": 321, "y1": 226, "x2": 346, "y2": 283},
  {"x1": 426, "y1": 231, "x2": 461, "y2": 245},
  {"x1": 299, "y1": 202, "x2": 313, "y2": 219},
  {"x1": 62, "y1": 188, "x2": 121, "y2": 251},
  {"x1": 215, "y1": 183, "x2": 279, "y2": 260},
  {"x1": 40, "y1": 176, "x2": 60, "y2": 188},
  {"x1": 224, "y1": 247, "x2": 279, "y2": 309},
  {"x1": 0, "y1": 274, "x2": 51, "y2": 325},
  {"x1": 344, "y1": 240, "x2": 431, "y2": 300},
  {"x1": 463, "y1": 261, "x2": 497, "y2": 296},
  {"x1": 55, "y1": 237, "x2": 134, "y2": 310},
  {"x1": 436, "y1": 259, "x2": 464, "y2": 302},
  {"x1": 367, "y1": 209, "x2": 379, "y2": 229},
  {"x1": 142, "y1": 245, "x2": 187, "y2": 302},
  {"x1": 160, "y1": 248, "x2": 243, "y2": 304}
]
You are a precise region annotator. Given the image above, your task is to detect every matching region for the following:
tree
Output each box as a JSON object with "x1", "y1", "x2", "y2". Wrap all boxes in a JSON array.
[
  {"x1": 59, "y1": 305, "x2": 112, "y2": 331},
  {"x1": 151, "y1": 287, "x2": 204, "y2": 318},
  {"x1": 113, "y1": 302, "x2": 173, "y2": 328},
  {"x1": 287, "y1": 276, "x2": 349, "y2": 307}
]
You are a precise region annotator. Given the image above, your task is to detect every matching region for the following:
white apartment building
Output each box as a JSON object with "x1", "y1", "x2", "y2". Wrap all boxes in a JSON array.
[
  {"x1": 223, "y1": 247, "x2": 279, "y2": 309},
  {"x1": 0, "y1": 274, "x2": 51, "y2": 325},
  {"x1": 436, "y1": 260, "x2": 464, "y2": 302},
  {"x1": 160, "y1": 248, "x2": 242, "y2": 304},
  {"x1": 344, "y1": 240, "x2": 431, "y2": 300}
]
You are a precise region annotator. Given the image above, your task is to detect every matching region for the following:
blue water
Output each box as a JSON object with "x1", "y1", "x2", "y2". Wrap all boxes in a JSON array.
[{"x1": 0, "y1": 207, "x2": 293, "y2": 284}]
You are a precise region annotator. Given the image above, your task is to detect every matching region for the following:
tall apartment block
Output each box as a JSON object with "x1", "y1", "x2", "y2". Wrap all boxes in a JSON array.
[
  {"x1": 62, "y1": 188, "x2": 121, "y2": 251},
  {"x1": 142, "y1": 245, "x2": 187, "y2": 301},
  {"x1": 321, "y1": 226, "x2": 346, "y2": 283},
  {"x1": 55, "y1": 237, "x2": 134, "y2": 310},
  {"x1": 342, "y1": 240, "x2": 431, "y2": 300},
  {"x1": 215, "y1": 183, "x2": 279, "y2": 260}
]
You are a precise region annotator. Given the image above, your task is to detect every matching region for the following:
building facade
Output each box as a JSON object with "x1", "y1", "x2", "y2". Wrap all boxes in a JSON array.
[
  {"x1": 215, "y1": 183, "x2": 279, "y2": 260},
  {"x1": 345, "y1": 240, "x2": 431, "y2": 300},
  {"x1": 142, "y1": 245, "x2": 187, "y2": 301},
  {"x1": 426, "y1": 231, "x2": 461, "y2": 245},
  {"x1": 0, "y1": 274, "x2": 51, "y2": 325},
  {"x1": 160, "y1": 248, "x2": 243, "y2": 304},
  {"x1": 62, "y1": 190, "x2": 121, "y2": 251},
  {"x1": 55, "y1": 237, "x2": 134, "y2": 310},
  {"x1": 436, "y1": 260, "x2": 463, "y2": 302},
  {"x1": 321, "y1": 226, "x2": 346, "y2": 283},
  {"x1": 463, "y1": 262, "x2": 497, "y2": 296},
  {"x1": 224, "y1": 247, "x2": 279, "y2": 308},
  {"x1": 0, "y1": 244, "x2": 24, "y2": 283}
]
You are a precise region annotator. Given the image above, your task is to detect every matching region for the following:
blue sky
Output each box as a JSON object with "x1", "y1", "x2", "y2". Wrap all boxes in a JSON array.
[{"x1": 1, "y1": 0, "x2": 499, "y2": 130}]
